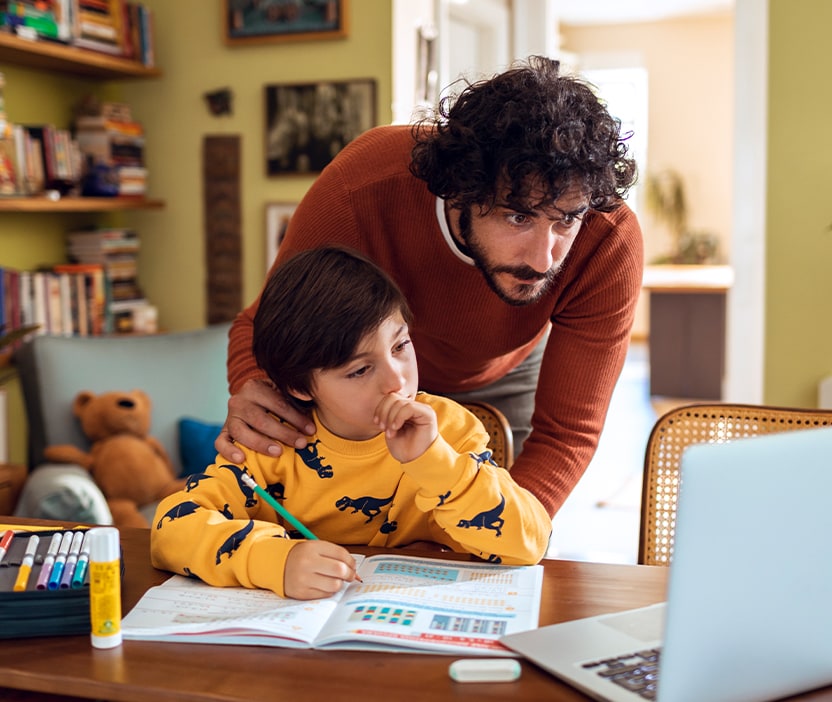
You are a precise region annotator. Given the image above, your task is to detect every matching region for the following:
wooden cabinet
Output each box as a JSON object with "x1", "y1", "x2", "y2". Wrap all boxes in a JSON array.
[{"x1": 643, "y1": 265, "x2": 734, "y2": 400}]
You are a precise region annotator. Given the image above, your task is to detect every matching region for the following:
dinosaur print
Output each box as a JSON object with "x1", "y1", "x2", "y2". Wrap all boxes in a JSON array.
[
  {"x1": 335, "y1": 494, "x2": 394, "y2": 523},
  {"x1": 219, "y1": 504, "x2": 234, "y2": 519},
  {"x1": 437, "y1": 490, "x2": 451, "y2": 506},
  {"x1": 456, "y1": 494, "x2": 506, "y2": 537},
  {"x1": 469, "y1": 449, "x2": 497, "y2": 467},
  {"x1": 184, "y1": 473, "x2": 211, "y2": 492},
  {"x1": 215, "y1": 520, "x2": 254, "y2": 564},
  {"x1": 297, "y1": 440, "x2": 334, "y2": 478},
  {"x1": 380, "y1": 519, "x2": 398, "y2": 534},
  {"x1": 156, "y1": 500, "x2": 200, "y2": 529},
  {"x1": 266, "y1": 481, "x2": 285, "y2": 500},
  {"x1": 218, "y1": 464, "x2": 256, "y2": 506}
]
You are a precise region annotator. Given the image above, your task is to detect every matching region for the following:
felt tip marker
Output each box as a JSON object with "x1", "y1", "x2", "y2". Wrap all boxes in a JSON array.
[
  {"x1": 0, "y1": 529, "x2": 14, "y2": 565},
  {"x1": 47, "y1": 531, "x2": 74, "y2": 591},
  {"x1": 60, "y1": 531, "x2": 85, "y2": 589},
  {"x1": 13, "y1": 535, "x2": 40, "y2": 592},
  {"x1": 71, "y1": 531, "x2": 92, "y2": 589},
  {"x1": 36, "y1": 533, "x2": 63, "y2": 590}
]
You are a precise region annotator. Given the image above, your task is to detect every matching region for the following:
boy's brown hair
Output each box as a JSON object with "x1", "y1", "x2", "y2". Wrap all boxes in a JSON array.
[{"x1": 253, "y1": 246, "x2": 413, "y2": 408}]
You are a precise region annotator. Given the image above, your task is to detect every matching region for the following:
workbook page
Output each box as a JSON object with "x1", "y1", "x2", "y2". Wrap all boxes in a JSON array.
[
  {"x1": 315, "y1": 554, "x2": 543, "y2": 654},
  {"x1": 122, "y1": 557, "x2": 366, "y2": 647}
]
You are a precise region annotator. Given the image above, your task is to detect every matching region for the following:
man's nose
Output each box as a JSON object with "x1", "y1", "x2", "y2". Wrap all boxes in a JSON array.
[{"x1": 525, "y1": 225, "x2": 556, "y2": 274}]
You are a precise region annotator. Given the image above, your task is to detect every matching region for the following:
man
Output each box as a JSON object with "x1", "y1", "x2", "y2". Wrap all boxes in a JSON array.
[{"x1": 216, "y1": 56, "x2": 643, "y2": 518}]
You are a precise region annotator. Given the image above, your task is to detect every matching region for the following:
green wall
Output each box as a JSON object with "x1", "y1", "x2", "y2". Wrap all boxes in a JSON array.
[{"x1": 766, "y1": 0, "x2": 832, "y2": 406}]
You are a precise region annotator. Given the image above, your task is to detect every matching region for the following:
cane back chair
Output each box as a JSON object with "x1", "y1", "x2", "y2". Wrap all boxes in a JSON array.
[
  {"x1": 461, "y1": 401, "x2": 514, "y2": 470},
  {"x1": 639, "y1": 403, "x2": 832, "y2": 566}
]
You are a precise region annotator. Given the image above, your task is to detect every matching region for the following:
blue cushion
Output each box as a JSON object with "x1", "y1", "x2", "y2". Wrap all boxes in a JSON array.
[{"x1": 178, "y1": 417, "x2": 223, "y2": 476}]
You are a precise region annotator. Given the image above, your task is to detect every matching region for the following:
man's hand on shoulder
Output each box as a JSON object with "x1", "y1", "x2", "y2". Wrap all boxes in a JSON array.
[{"x1": 216, "y1": 378, "x2": 315, "y2": 463}]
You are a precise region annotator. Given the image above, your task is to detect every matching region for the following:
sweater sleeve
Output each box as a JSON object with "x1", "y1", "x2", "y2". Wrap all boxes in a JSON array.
[
  {"x1": 150, "y1": 452, "x2": 301, "y2": 597},
  {"x1": 400, "y1": 397, "x2": 552, "y2": 565}
]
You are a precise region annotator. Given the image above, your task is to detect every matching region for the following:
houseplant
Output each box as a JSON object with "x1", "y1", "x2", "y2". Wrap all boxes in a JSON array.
[{"x1": 646, "y1": 169, "x2": 720, "y2": 265}]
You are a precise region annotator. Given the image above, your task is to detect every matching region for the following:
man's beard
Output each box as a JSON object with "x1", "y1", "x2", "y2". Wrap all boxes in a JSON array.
[{"x1": 458, "y1": 208, "x2": 557, "y2": 307}]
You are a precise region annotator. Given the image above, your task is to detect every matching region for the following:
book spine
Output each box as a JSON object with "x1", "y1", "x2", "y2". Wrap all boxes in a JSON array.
[{"x1": 31, "y1": 271, "x2": 48, "y2": 336}]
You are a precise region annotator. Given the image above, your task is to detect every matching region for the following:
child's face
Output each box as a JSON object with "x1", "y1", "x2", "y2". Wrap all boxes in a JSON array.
[{"x1": 297, "y1": 311, "x2": 419, "y2": 441}]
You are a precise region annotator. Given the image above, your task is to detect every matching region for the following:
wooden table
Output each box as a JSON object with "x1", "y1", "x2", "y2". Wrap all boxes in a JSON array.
[{"x1": 2, "y1": 519, "x2": 831, "y2": 702}]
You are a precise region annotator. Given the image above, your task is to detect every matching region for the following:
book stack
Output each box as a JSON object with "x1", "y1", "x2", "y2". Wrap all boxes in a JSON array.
[
  {"x1": 73, "y1": 0, "x2": 124, "y2": 56},
  {"x1": 0, "y1": 262, "x2": 106, "y2": 337},
  {"x1": 0, "y1": 122, "x2": 83, "y2": 197},
  {"x1": 74, "y1": 101, "x2": 147, "y2": 197},
  {"x1": 122, "y1": 1, "x2": 155, "y2": 67},
  {"x1": 0, "y1": 0, "x2": 67, "y2": 41},
  {"x1": 66, "y1": 227, "x2": 156, "y2": 333},
  {"x1": 0, "y1": 72, "x2": 84, "y2": 196},
  {"x1": 72, "y1": 0, "x2": 155, "y2": 65},
  {"x1": 0, "y1": 1, "x2": 155, "y2": 66}
]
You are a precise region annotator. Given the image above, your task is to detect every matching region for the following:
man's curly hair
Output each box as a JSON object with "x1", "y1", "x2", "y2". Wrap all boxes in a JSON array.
[{"x1": 409, "y1": 56, "x2": 637, "y2": 214}]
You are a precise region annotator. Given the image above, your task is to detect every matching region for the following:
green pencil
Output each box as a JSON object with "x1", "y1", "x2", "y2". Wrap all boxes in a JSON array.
[{"x1": 241, "y1": 473, "x2": 318, "y2": 540}]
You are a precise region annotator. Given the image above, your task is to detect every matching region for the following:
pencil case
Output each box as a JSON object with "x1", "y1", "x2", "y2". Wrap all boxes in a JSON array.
[{"x1": 0, "y1": 528, "x2": 122, "y2": 639}]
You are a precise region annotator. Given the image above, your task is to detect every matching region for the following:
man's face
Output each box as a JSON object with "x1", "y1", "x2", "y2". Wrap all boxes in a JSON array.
[
  {"x1": 456, "y1": 183, "x2": 590, "y2": 306},
  {"x1": 293, "y1": 312, "x2": 419, "y2": 441}
]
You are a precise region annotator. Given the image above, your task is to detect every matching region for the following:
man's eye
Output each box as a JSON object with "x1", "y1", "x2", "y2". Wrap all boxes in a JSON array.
[{"x1": 507, "y1": 213, "x2": 529, "y2": 226}]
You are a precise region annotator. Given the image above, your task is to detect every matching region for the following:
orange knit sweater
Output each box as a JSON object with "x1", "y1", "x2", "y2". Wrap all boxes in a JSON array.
[{"x1": 228, "y1": 125, "x2": 644, "y2": 517}]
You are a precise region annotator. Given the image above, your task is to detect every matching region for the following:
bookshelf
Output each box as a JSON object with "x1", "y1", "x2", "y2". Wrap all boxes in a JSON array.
[
  {"x1": 0, "y1": 195, "x2": 164, "y2": 212},
  {"x1": 0, "y1": 31, "x2": 160, "y2": 79},
  {"x1": 0, "y1": 28, "x2": 164, "y2": 214}
]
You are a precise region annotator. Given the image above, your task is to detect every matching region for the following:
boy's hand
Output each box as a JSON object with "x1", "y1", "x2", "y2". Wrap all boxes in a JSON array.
[
  {"x1": 375, "y1": 394, "x2": 438, "y2": 464},
  {"x1": 284, "y1": 540, "x2": 359, "y2": 600}
]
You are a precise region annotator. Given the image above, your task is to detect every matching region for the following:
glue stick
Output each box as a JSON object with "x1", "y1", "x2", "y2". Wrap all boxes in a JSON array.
[{"x1": 88, "y1": 527, "x2": 122, "y2": 649}]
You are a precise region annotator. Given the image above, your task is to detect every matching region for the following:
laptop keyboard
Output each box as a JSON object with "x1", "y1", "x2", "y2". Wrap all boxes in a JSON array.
[{"x1": 581, "y1": 648, "x2": 661, "y2": 700}]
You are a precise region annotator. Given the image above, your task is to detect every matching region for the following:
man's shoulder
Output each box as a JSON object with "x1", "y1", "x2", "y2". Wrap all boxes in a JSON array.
[
  {"x1": 581, "y1": 201, "x2": 643, "y2": 249},
  {"x1": 340, "y1": 124, "x2": 416, "y2": 159},
  {"x1": 328, "y1": 124, "x2": 419, "y2": 186}
]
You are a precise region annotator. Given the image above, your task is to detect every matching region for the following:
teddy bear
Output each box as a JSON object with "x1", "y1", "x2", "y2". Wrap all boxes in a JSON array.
[{"x1": 44, "y1": 389, "x2": 186, "y2": 529}]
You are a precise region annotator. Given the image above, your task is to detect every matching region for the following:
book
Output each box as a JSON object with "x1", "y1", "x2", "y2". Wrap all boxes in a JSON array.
[{"x1": 121, "y1": 554, "x2": 543, "y2": 654}]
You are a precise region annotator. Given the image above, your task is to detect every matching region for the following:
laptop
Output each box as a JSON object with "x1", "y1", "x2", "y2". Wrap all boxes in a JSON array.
[{"x1": 501, "y1": 426, "x2": 832, "y2": 702}]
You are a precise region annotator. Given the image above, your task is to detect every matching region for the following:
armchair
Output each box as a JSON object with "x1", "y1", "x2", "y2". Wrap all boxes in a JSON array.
[{"x1": 13, "y1": 325, "x2": 231, "y2": 524}]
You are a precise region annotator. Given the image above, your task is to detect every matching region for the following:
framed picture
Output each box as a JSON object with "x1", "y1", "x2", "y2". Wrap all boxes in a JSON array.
[
  {"x1": 224, "y1": 0, "x2": 348, "y2": 46},
  {"x1": 265, "y1": 78, "x2": 376, "y2": 176},
  {"x1": 265, "y1": 202, "x2": 298, "y2": 273}
]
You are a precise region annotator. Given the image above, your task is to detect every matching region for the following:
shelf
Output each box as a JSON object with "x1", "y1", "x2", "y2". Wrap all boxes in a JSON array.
[
  {"x1": 0, "y1": 31, "x2": 160, "y2": 79},
  {"x1": 0, "y1": 196, "x2": 165, "y2": 213}
]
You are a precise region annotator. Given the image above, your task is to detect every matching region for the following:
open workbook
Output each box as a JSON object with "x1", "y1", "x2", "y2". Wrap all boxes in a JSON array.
[{"x1": 122, "y1": 554, "x2": 543, "y2": 654}]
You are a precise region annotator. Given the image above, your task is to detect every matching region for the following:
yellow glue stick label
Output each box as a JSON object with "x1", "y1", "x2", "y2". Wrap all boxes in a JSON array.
[{"x1": 90, "y1": 559, "x2": 121, "y2": 642}]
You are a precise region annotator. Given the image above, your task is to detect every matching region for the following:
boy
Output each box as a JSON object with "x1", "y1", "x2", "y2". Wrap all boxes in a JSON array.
[{"x1": 151, "y1": 247, "x2": 552, "y2": 600}]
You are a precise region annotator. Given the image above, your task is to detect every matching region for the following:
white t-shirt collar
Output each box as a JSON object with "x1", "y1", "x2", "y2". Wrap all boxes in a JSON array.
[{"x1": 436, "y1": 197, "x2": 474, "y2": 265}]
